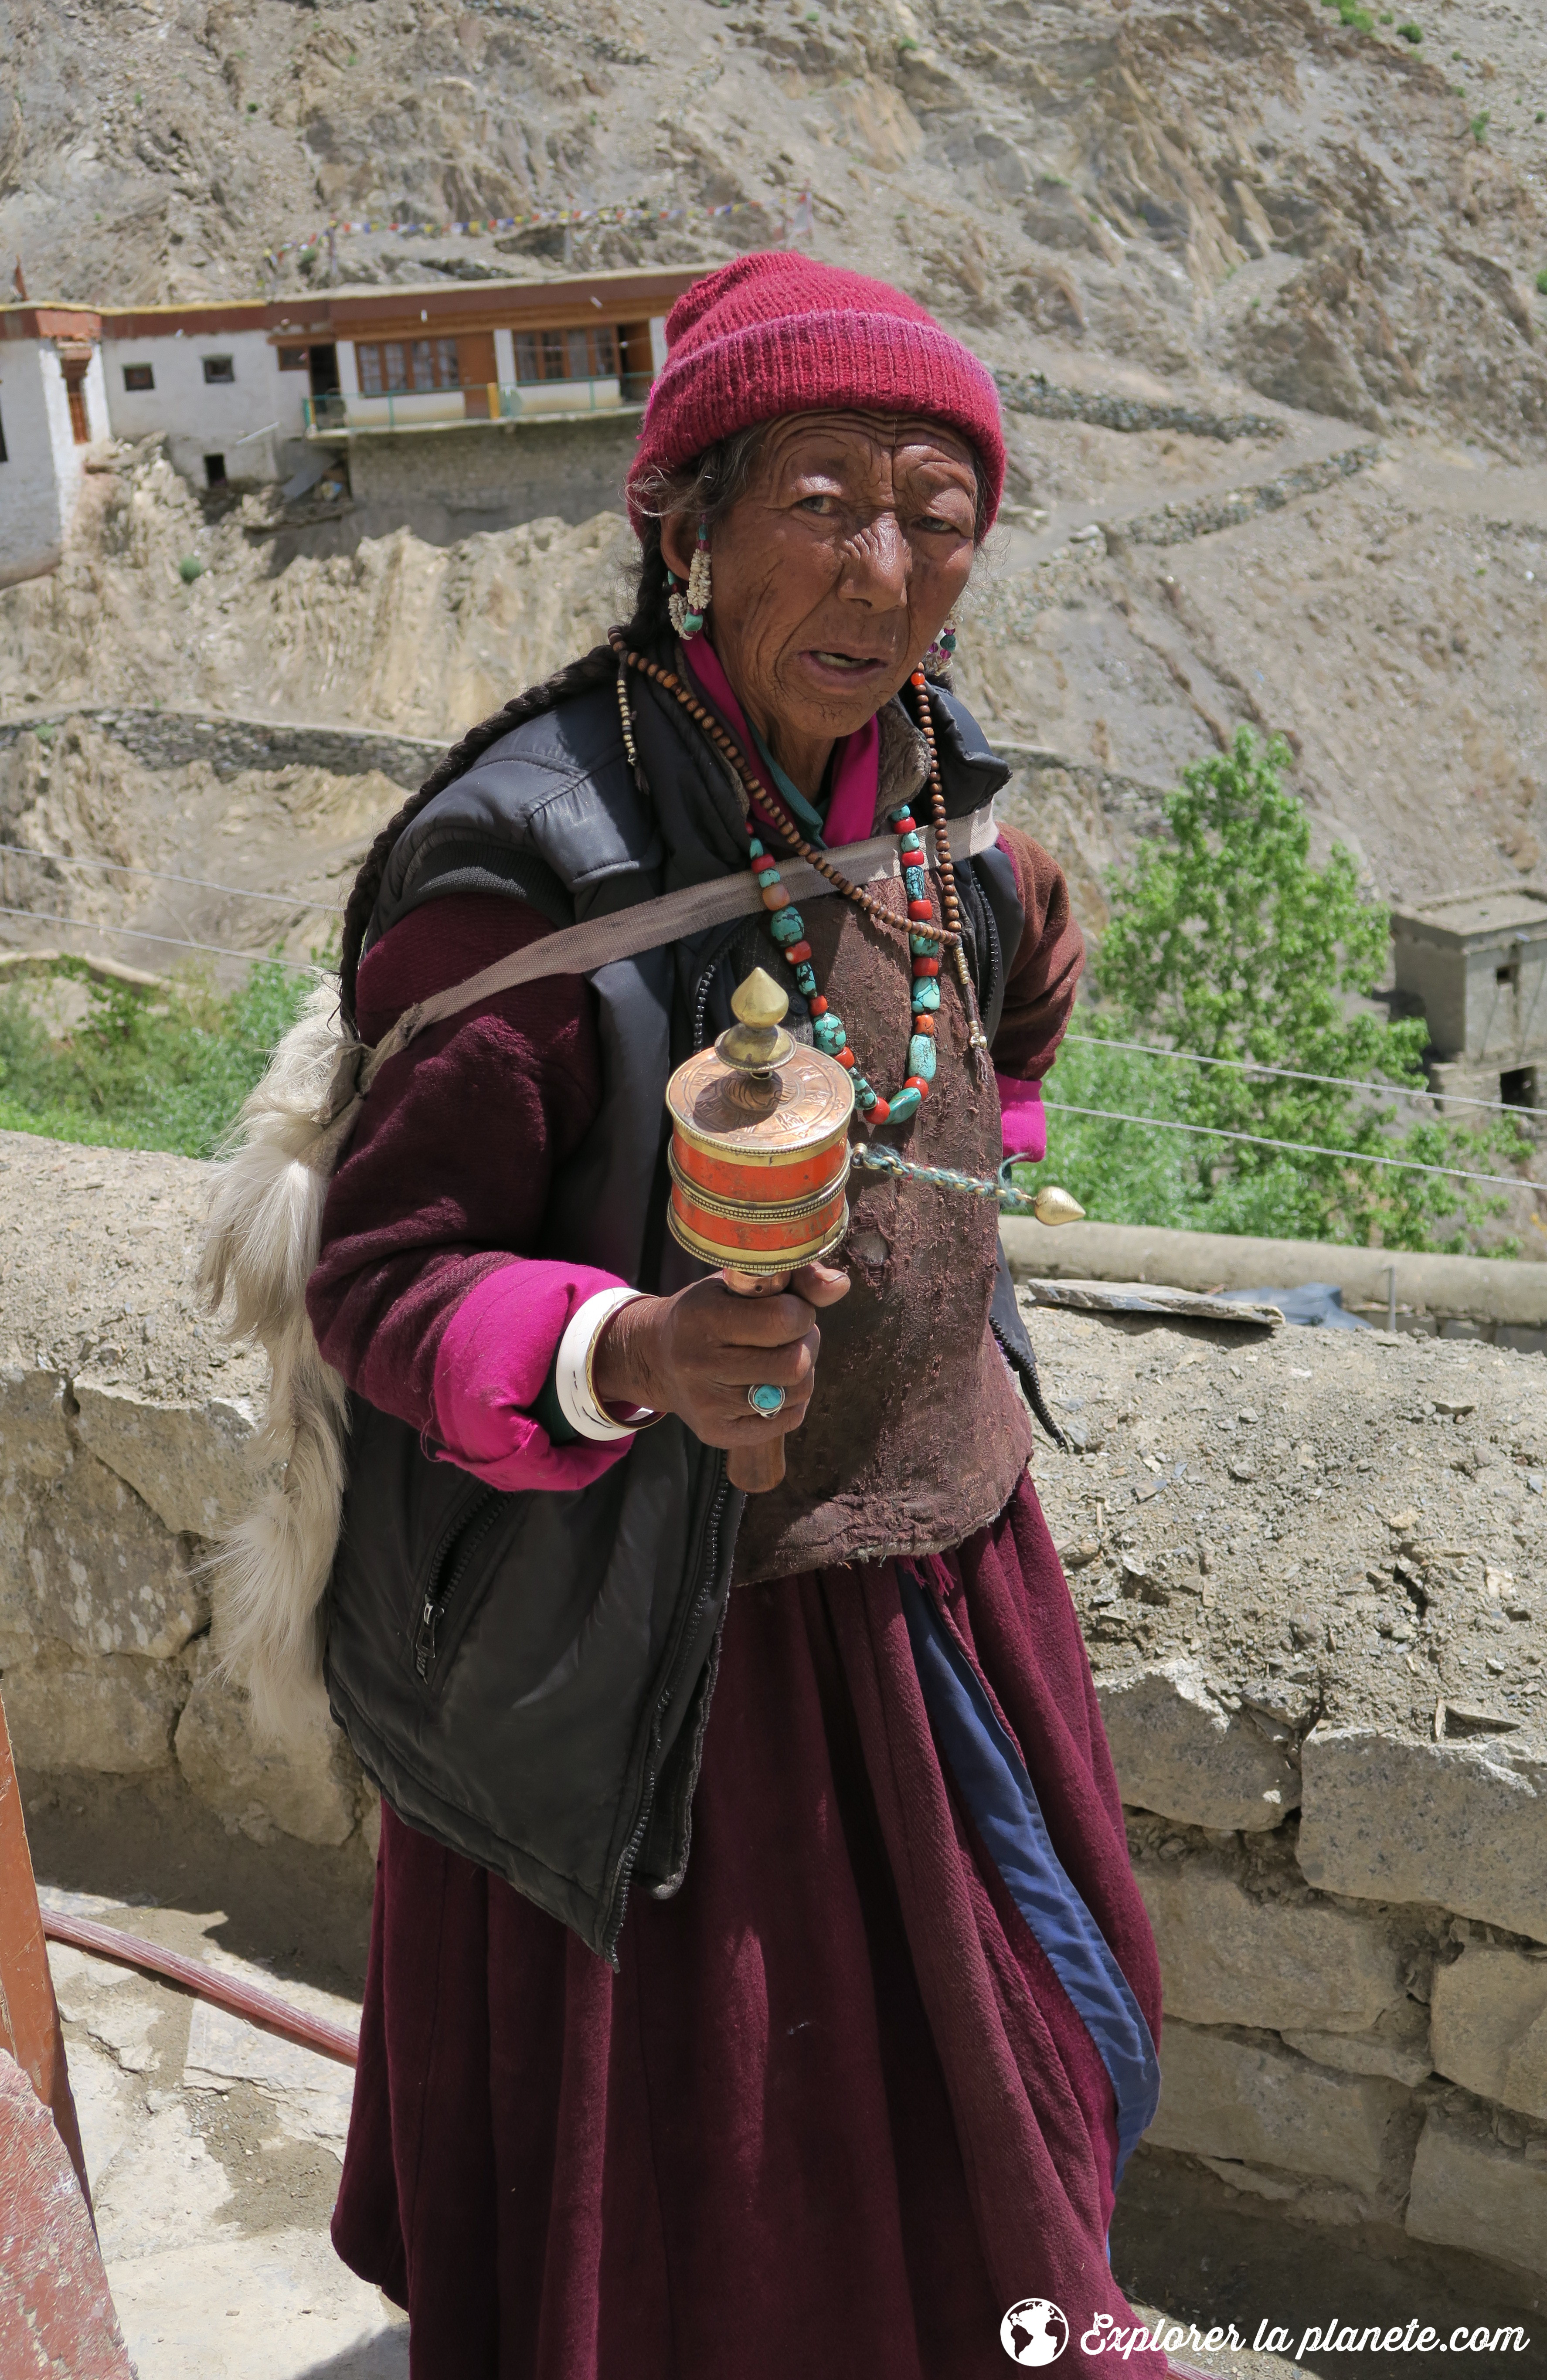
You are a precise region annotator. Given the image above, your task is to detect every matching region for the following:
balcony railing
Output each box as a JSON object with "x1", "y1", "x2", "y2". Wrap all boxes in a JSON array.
[{"x1": 303, "y1": 374, "x2": 651, "y2": 435}]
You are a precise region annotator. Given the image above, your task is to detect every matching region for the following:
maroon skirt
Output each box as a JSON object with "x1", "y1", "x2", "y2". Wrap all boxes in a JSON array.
[{"x1": 331, "y1": 1475, "x2": 1165, "y2": 2379}]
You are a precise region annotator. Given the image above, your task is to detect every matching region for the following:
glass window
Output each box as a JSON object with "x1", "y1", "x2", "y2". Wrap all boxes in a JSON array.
[
  {"x1": 436, "y1": 339, "x2": 459, "y2": 389},
  {"x1": 410, "y1": 339, "x2": 434, "y2": 392},
  {"x1": 277, "y1": 347, "x2": 308, "y2": 373},
  {"x1": 382, "y1": 342, "x2": 407, "y2": 392},
  {"x1": 512, "y1": 325, "x2": 622, "y2": 384},
  {"x1": 122, "y1": 362, "x2": 154, "y2": 392},
  {"x1": 201, "y1": 355, "x2": 235, "y2": 384},
  {"x1": 357, "y1": 344, "x2": 383, "y2": 396}
]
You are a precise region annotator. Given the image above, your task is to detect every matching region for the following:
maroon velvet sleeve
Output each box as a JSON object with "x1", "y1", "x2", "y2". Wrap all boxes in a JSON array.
[
  {"x1": 989, "y1": 823, "x2": 1086, "y2": 1083},
  {"x1": 305, "y1": 893, "x2": 604, "y2": 1438}
]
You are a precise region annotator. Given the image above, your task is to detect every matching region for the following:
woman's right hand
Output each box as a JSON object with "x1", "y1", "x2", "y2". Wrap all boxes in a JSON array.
[{"x1": 592, "y1": 1263, "x2": 850, "y2": 1452}]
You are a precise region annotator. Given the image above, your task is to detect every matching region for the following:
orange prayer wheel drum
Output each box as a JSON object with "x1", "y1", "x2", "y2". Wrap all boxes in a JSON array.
[{"x1": 665, "y1": 970, "x2": 855, "y2": 1279}]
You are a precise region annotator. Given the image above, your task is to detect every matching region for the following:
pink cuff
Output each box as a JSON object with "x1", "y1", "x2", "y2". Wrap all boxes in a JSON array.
[
  {"x1": 432, "y1": 1260, "x2": 636, "y2": 1492},
  {"x1": 997, "y1": 1073, "x2": 1047, "y2": 1164}
]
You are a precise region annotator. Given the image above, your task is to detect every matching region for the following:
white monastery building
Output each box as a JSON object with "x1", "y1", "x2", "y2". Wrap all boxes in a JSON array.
[
  {"x1": 1, "y1": 267, "x2": 697, "y2": 584},
  {"x1": 0, "y1": 306, "x2": 111, "y2": 585}
]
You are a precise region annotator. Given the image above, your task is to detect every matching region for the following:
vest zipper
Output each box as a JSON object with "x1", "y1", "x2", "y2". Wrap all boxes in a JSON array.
[
  {"x1": 413, "y1": 1488, "x2": 502, "y2": 1684},
  {"x1": 691, "y1": 951, "x2": 723, "y2": 1052},
  {"x1": 600, "y1": 1456, "x2": 731, "y2": 1964}
]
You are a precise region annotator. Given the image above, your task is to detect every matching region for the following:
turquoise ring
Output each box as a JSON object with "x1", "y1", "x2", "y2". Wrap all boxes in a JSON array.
[{"x1": 747, "y1": 1383, "x2": 786, "y2": 1416}]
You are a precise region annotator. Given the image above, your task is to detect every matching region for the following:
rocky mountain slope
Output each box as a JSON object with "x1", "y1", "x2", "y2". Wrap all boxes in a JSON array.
[
  {"x1": 3, "y1": 0, "x2": 1542, "y2": 450},
  {"x1": 6, "y1": 0, "x2": 1547, "y2": 461},
  {"x1": 5, "y1": 0, "x2": 1547, "y2": 962}
]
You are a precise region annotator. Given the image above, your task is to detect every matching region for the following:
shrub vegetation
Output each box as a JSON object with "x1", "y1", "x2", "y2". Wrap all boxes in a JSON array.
[
  {"x1": 0, "y1": 957, "x2": 311, "y2": 1158},
  {"x1": 1017, "y1": 729, "x2": 1529, "y2": 1253}
]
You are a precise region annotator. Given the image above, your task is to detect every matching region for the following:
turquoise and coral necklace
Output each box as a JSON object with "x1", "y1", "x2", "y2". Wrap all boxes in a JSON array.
[{"x1": 611, "y1": 638, "x2": 990, "y2": 1125}]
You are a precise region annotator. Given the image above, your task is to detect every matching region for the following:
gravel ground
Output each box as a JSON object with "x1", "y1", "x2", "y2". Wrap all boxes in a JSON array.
[
  {"x1": 40, "y1": 1887, "x2": 403, "y2": 2380},
  {"x1": 0, "y1": 1127, "x2": 267, "y2": 1406},
  {"x1": 1020, "y1": 1293, "x2": 1547, "y2": 1753}
]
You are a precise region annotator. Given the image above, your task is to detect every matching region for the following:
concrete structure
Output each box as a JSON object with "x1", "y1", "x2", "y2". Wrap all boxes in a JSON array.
[
  {"x1": 1391, "y1": 883, "x2": 1547, "y2": 1111},
  {"x1": 340, "y1": 410, "x2": 653, "y2": 538},
  {"x1": 1000, "y1": 1213, "x2": 1547, "y2": 1348},
  {"x1": 293, "y1": 269, "x2": 694, "y2": 535},
  {"x1": 296, "y1": 270, "x2": 686, "y2": 436},
  {"x1": 0, "y1": 306, "x2": 110, "y2": 587}
]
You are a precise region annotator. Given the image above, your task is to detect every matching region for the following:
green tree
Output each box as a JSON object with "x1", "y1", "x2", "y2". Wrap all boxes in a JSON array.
[{"x1": 1033, "y1": 729, "x2": 1527, "y2": 1250}]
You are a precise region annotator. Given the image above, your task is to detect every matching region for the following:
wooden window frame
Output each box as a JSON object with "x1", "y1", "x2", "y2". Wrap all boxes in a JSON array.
[
  {"x1": 512, "y1": 324, "x2": 624, "y2": 387},
  {"x1": 356, "y1": 338, "x2": 465, "y2": 396}
]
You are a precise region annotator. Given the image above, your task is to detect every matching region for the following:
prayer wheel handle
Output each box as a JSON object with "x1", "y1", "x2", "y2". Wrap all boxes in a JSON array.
[
  {"x1": 666, "y1": 968, "x2": 853, "y2": 1497},
  {"x1": 713, "y1": 970, "x2": 820, "y2": 1496},
  {"x1": 723, "y1": 1265, "x2": 792, "y2": 1494}
]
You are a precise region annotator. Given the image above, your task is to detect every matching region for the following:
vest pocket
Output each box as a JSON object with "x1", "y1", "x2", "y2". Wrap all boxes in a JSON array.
[{"x1": 411, "y1": 1487, "x2": 506, "y2": 1689}]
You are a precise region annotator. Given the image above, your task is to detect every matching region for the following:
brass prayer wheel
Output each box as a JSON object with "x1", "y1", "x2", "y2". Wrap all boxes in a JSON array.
[{"x1": 666, "y1": 969, "x2": 855, "y2": 1278}]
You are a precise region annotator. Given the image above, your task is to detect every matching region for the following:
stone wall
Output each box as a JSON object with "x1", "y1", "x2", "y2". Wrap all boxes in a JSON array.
[
  {"x1": 0, "y1": 1130, "x2": 376, "y2": 1874},
  {"x1": 0, "y1": 706, "x2": 442, "y2": 793},
  {"x1": 3, "y1": 1124, "x2": 1545, "y2": 2285},
  {"x1": 1029, "y1": 1294, "x2": 1547, "y2": 2289},
  {"x1": 343, "y1": 413, "x2": 641, "y2": 540}
]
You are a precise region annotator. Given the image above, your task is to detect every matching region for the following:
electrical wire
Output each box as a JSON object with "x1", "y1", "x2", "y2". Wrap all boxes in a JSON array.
[
  {"x1": 1060, "y1": 1031, "x2": 1532, "y2": 1119},
  {"x1": 0, "y1": 841, "x2": 343, "y2": 913},
  {"x1": 1039, "y1": 1099, "x2": 1535, "y2": 1192},
  {"x1": 0, "y1": 906, "x2": 325, "y2": 974}
]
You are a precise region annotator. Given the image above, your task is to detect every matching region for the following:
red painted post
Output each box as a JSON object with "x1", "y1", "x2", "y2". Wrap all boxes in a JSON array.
[
  {"x1": 0, "y1": 2050, "x2": 133, "y2": 2378},
  {"x1": 0, "y1": 1691, "x2": 89, "y2": 2203}
]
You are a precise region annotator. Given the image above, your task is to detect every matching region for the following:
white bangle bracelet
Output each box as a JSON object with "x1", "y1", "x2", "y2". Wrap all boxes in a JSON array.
[{"x1": 554, "y1": 1287, "x2": 656, "y2": 1443}]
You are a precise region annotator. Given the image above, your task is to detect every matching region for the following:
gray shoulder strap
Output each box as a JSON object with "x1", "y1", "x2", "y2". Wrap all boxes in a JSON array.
[{"x1": 375, "y1": 801, "x2": 1000, "y2": 1067}]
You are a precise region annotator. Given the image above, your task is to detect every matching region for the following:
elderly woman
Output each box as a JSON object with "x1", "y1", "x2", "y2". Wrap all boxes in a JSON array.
[{"x1": 306, "y1": 255, "x2": 1166, "y2": 2378}]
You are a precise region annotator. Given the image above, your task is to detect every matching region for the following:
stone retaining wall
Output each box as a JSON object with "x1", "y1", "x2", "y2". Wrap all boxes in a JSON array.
[
  {"x1": 994, "y1": 370, "x2": 1288, "y2": 445},
  {"x1": 2, "y1": 1127, "x2": 1544, "y2": 2286},
  {"x1": 0, "y1": 706, "x2": 442, "y2": 793},
  {"x1": 0, "y1": 1131, "x2": 377, "y2": 1875},
  {"x1": 342, "y1": 411, "x2": 641, "y2": 539},
  {"x1": 1030, "y1": 1297, "x2": 1547, "y2": 2289}
]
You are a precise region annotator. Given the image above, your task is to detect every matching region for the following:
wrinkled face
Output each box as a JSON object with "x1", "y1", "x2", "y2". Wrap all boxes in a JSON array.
[{"x1": 660, "y1": 411, "x2": 979, "y2": 760}]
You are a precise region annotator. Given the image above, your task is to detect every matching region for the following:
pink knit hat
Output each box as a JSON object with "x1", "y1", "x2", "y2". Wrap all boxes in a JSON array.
[{"x1": 626, "y1": 252, "x2": 1005, "y2": 533}]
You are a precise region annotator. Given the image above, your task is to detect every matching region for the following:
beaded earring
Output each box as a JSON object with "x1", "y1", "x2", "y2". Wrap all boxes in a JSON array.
[
  {"x1": 668, "y1": 518, "x2": 712, "y2": 638},
  {"x1": 923, "y1": 612, "x2": 959, "y2": 676}
]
